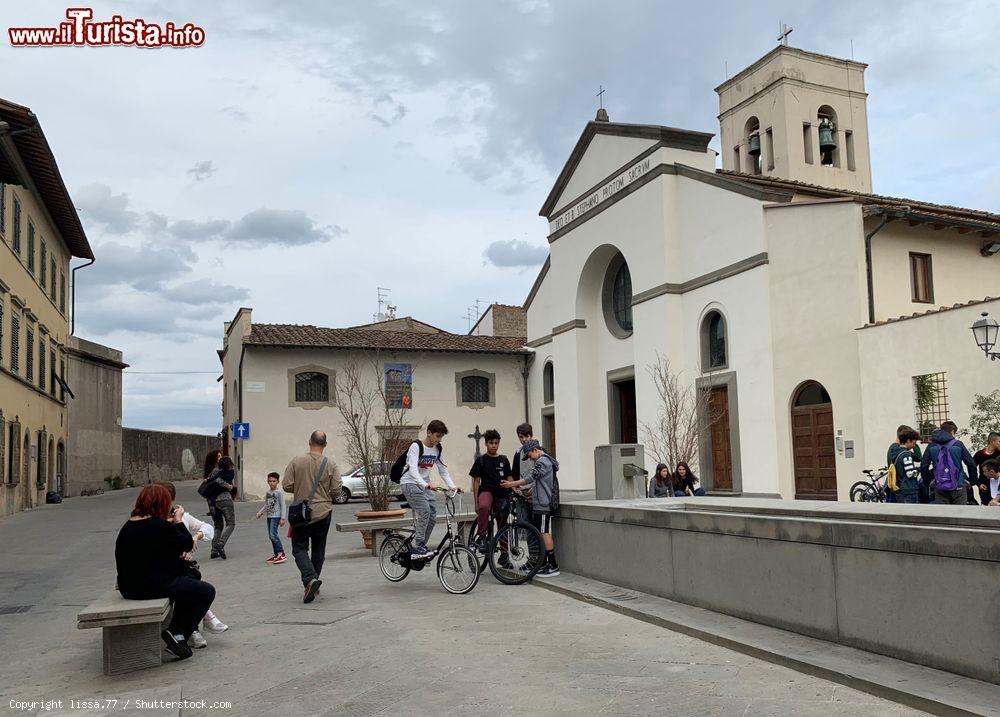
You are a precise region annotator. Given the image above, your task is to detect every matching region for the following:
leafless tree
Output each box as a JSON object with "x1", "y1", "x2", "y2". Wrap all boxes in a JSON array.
[
  {"x1": 336, "y1": 354, "x2": 416, "y2": 512},
  {"x1": 640, "y1": 355, "x2": 720, "y2": 472}
]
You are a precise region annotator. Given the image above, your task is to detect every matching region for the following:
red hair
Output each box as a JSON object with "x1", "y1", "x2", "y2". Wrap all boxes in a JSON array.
[{"x1": 131, "y1": 484, "x2": 173, "y2": 520}]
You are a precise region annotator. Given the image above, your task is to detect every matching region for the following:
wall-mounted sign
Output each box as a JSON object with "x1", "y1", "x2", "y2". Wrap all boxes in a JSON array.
[{"x1": 550, "y1": 155, "x2": 655, "y2": 233}]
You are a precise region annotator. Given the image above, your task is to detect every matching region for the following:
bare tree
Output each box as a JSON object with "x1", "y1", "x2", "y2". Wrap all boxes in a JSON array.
[
  {"x1": 336, "y1": 354, "x2": 415, "y2": 512},
  {"x1": 640, "y1": 355, "x2": 719, "y2": 471}
]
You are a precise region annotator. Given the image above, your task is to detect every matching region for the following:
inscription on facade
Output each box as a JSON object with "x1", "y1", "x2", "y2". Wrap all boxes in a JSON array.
[{"x1": 550, "y1": 156, "x2": 655, "y2": 232}]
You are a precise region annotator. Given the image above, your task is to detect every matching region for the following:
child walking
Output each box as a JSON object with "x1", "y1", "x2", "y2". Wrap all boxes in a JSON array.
[{"x1": 255, "y1": 472, "x2": 288, "y2": 564}]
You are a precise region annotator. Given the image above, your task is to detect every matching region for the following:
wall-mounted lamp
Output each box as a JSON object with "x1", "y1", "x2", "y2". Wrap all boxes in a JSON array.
[{"x1": 981, "y1": 241, "x2": 1000, "y2": 257}]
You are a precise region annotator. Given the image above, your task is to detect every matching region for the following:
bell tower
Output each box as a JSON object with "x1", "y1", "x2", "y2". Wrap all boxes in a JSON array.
[{"x1": 716, "y1": 45, "x2": 872, "y2": 193}]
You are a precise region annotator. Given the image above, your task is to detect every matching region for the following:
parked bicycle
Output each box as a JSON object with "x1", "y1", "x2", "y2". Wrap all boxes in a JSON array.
[
  {"x1": 464, "y1": 490, "x2": 544, "y2": 585},
  {"x1": 850, "y1": 467, "x2": 889, "y2": 503},
  {"x1": 378, "y1": 488, "x2": 481, "y2": 594}
]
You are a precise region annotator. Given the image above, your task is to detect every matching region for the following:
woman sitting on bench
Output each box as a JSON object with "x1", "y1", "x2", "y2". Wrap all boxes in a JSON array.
[{"x1": 115, "y1": 484, "x2": 216, "y2": 661}]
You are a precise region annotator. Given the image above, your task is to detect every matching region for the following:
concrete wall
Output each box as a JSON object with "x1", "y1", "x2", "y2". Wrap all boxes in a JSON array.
[
  {"x1": 557, "y1": 498, "x2": 1000, "y2": 684},
  {"x1": 65, "y1": 336, "x2": 125, "y2": 497},
  {"x1": 122, "y1": 428, "x2": 220, "y2": 486}
]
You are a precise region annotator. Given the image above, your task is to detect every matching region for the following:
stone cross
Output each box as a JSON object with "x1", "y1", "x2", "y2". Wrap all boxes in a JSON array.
[
  {"x1": 596, "y1": 85, "x2": 606, "y2": 109},
  {"x1": 777, "y1": 23, "x2": 793, "y2": 46},
  {"x1": 468, "y1": 424, "x2": 484, "y2": 460}
]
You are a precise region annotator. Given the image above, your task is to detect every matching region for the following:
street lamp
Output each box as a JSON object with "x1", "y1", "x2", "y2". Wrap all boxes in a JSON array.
[{"x1": 971, "y1": 312, "x2": 1000, "y2": 361}]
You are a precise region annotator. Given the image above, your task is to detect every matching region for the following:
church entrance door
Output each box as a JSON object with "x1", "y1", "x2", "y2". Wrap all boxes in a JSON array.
[
  {"x1": 708, "y1": 386, "x2": 733, "y2": 491},
  {"x1": 610, "y1": 379, "x2": 637, "y2": 444},
  {"x1": 542, "y1": 412, "x2": 556, "y2": 457},
  {"x1": 791, "y1": 381, "x2": 837, "y2": 500}
]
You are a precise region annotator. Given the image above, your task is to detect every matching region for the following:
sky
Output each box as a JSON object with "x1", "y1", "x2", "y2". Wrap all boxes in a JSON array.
[{"x1": 2, "y1": 0, "x2": 999, "y2": 435}]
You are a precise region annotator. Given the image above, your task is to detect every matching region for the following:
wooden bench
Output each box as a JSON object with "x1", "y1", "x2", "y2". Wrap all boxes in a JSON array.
[
  {"x1": 78, "y1": 591, "x2": 171, "y2": 675},
  {"x1": 335, "y1": 512, "x2": 476, "y2": 556}
]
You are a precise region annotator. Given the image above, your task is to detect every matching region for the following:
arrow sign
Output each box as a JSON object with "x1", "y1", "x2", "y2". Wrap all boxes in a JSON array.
[{"x1": 232, "y1": 422, "x2": 250, "y2": 440}]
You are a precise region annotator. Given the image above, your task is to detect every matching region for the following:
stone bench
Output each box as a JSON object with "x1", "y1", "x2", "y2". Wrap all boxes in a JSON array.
[
  {"x1": 336, "y1": 512, "x2": 476, "y2": 556},
  {"x1": 77, "y1": 591, "x2": 171, "y2": 676}
]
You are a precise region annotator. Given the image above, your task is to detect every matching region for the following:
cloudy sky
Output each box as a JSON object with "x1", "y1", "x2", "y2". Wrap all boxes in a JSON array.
[{"x1": 3, "y1": 0, "x2": 998, "y2": 434}]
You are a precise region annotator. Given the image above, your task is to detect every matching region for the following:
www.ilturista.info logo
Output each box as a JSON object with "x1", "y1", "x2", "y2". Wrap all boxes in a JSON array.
[{"x1": 8, "y1": 8, "x2": 205, "y2": 48}]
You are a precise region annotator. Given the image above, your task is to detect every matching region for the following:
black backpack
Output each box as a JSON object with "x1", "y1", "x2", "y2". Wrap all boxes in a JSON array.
[
  {"x1": 389, "y1": 441, "x2": 443, "y2": 483},
  {"x1": 547, "y1": 455, "x2": 561, "y2": 511}
]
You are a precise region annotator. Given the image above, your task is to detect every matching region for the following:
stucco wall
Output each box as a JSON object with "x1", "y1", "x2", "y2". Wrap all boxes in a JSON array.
[{"x1": 122, "y1": 428, "x2": 220, "y2": 486}]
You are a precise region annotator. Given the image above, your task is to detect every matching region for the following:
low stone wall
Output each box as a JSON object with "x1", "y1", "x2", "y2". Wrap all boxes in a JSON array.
[
  {"x1": 557, "y1": 498, "x2": 1000, "y2": 684},
  {"x1": 122, "y1": 429, "x2": 220, "y2": 486}
]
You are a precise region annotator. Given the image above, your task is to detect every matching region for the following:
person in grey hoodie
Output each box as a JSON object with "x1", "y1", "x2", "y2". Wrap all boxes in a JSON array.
[
  {"x1": 502, "y1": 439, "x2": 559, "y2": 577},
  {"x1": 919, "y1": 421, "x2": 977, "y2": 505}
]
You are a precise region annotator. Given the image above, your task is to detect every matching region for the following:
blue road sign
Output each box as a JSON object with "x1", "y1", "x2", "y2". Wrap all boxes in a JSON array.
[{"x1": 232, "y1": 422, "x2": 251, "y2": 440}]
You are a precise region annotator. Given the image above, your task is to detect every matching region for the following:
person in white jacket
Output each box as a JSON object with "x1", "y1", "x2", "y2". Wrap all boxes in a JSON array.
[{"x1": 158, "y1": 481, "x2": 229, "y2": 647}]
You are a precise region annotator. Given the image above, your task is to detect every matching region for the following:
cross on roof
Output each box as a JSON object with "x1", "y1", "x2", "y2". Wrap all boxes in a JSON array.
[
  {"x1": 468, "y1": 424, "x2": 485, "y2": 460},
  {"x1": 777, "y1": 22, "x2": 793, "y2": 46},
  {"x1": 596, "y1": 85, "x2": 606, "y2": 109}
]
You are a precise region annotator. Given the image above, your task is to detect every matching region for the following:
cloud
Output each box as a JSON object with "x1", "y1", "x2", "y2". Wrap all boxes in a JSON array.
[
  {"x1": 224, "y1": 208, "x2": 346, "y2": 247},
  {"x1": 371, "y1": 92, "x2": 407, "y2": 128},
  {"x1": 159, "y1": 279, "x2": 250, "y2": 305},
  {"x1": 169, "y1": 219, "x2": 231, "y2": 240},
  {"x1": 483, "y1": 239, "x2": 548, "y2": 268},
  {"x1": 82, "y1": 241, "x2": 194, "y2": 289},
  {"x1": 220, "y1": 105, "x2": 249, "y2": 122},
  {"x1": 187, "y1": 160, "x2": 218, "y2": 182},
  {"x1": 75, "y1": 184, "x2": 141, "y2": 234}
]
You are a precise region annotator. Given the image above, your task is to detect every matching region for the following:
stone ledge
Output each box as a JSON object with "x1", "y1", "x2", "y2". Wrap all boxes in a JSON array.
[{"x1": 533, "y1": 572, "x2": 1000, "y2": 717}]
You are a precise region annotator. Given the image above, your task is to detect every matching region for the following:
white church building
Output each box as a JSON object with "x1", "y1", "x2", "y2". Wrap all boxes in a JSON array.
[{"x1": 524, "y1": 44, "x2": 1000, "y2": 500}]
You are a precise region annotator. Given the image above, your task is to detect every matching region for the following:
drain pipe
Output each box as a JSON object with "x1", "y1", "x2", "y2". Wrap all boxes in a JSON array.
[
  {"x1": 71, "y1": 258, "x2": 95, "y2": 335},
  {"x1": 521, "y1": 348, "x2": 535, "y2": 423},
  {"x1": 865, "y1": 206, "x2": 911, "y2": 325}
]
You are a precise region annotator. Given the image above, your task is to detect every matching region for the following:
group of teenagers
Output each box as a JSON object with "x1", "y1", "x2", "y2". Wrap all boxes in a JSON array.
[{"x1": 886, "y1": 420, "x2": 1000, "y2": 505}]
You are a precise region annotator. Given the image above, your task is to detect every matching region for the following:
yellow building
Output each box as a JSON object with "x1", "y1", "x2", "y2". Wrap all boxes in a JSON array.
[{"x1": 0, "y1": 99, "x2": 94, "y2": 517}]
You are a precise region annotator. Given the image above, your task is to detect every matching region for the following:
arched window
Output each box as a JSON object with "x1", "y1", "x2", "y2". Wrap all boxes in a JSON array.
[
  {"x1": 817, "y1": 106, "x2": 838, "y2": 166},
  {"x1": 744, "y1": 116, "x2": 762, "y2": 175},
  {"x1": 461, "y1": 375, "x2": 490, "y2": 403},
  {"x1": 602, "y1": 253, "x2": 633, "y2": 337},
  {"x1": 542, "y1": 362, "x2": 554, "y2": 405},
  {"x1": 794, "y1": 381, "x2": 832, "y2": 406},
  {"x1": 295, "y1": 371, "x2": 329, "y2": 402},
  {"x1": 701, "y1": 311, "x2": 728, "y2": 370}
]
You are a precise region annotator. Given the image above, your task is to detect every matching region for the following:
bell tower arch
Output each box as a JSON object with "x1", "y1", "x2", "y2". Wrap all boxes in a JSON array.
[{"x1": 716, "y1": 45, "x2": 872, "y2": 193}]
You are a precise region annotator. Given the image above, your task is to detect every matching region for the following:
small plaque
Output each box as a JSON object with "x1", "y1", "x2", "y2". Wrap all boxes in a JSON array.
[
  {"x1": 620, "y1": 447, "x2": 636, "y2": 457},
  {"x1": 246, "y1": 381, "x2": 266, "y2": 393}
]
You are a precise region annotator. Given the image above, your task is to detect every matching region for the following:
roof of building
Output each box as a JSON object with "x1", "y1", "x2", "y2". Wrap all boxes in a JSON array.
[
  {"x1": 0, "y1": 99, "x2": 94, "y2": 259},
  {"x1": 859, "y1": 296, "x2": 998, "y2": 330},
  {"x1": 246, "y1": 323, "x2": 529, "y2": 355},
  {"x1": 343, "y1": 316, "x2": 446, "y2": 334},
  {"x1": 721, "y1": 170, "x2": 1000, "y2": 233}
]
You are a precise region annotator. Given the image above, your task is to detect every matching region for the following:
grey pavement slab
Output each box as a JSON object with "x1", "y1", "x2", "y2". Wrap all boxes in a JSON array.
[{"x1": 0, "y1": 483, "x2": 932, "y2": 716}]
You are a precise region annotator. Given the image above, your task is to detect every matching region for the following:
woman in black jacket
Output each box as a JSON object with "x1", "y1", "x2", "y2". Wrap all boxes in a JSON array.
[
  {"x1": 115, "y1": 484, "x2": 216, "y2": 660},
  {"x1": 673, "y1": 462, "x2": 706, "y2": 497},
  {"x1": 210, "y1": 456, "x2": 237, "y2": 559}
]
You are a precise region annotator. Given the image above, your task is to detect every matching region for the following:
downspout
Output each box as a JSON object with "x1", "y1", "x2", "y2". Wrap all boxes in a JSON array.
[
  {"x1": 521, "y1": 349, "x2": 535, "y2": 423},
  {"x1": 71, "y1": 258, "x2": 95, "y2": 334},
  {"x1": 865, "y1": 206, "x2": 911, "y2": 325}
]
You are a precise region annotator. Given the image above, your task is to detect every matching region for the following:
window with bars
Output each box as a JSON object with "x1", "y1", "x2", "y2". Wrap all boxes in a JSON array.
[
  {"x1": 294, "y1": 371, "x2": 329, "y2": 402},
  {"x1": 26, "y1": 327, "x2": 34, "y2": 383},
  {"x1": 0, "y1": 183, "x2": 5, "y2": 235},
  {"x1": 461, "y1": 375, "x2": 490, "y2": 404},
  {"x1": 49, "y1": 258, "x2": 56, "y2": 301},
  {"x1": 914, "y1": 372, "x2": 949, "y2": 440},
  {"x1": 27, "y1": 222, "x2": 35, "y2": 273},
  {"x1": 12, "y1": 197, "x2": 21, "y2": 254},
  {"x1": 38, "y1": 337, "x2": 46, "y2": 392},
  {"x1": 59, "y1": 357, "x2": 65, "y2": 400},
  {"x1": 40, "y1": 240, "x2": 47, "y2": 287},
  {"x1": 10, "y1": 313, "x2": 19, "y2": 374},
  {"x1": 49, "y1": 347, "x2": 56, "y2": 396},
  {"x1": 59, "y1": 273, "x2": 66, "y2": 313}
]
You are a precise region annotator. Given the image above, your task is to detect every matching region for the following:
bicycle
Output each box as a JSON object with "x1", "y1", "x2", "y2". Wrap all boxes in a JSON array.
[
  {"x1": 378, "y1": 488, "x2": 481, "y2": 595},
  {"x1": 464, "y1": 490, "x2": 544, "y2": 585},
  {"x1": 850, "y1": 467, "x2": 889, "y2": 503}
]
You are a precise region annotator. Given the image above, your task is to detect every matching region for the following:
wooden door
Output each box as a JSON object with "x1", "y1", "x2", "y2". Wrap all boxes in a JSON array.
[
  {"x1": 792, "y1": 385, "x2": 837, "y2": 499},
  {"x1": 618, "y1": 380, "x2": 637, "y2": 444},
  {"x1": 708, "y1": 386, "x2": 733, "y2": 490},
  {"x1": 542, "y1": 413, "x2": 556, "y2": 458}
]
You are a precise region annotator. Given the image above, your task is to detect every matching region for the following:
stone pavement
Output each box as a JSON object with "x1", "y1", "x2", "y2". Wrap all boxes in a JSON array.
[{"x1": 0, "y1": 483, "x2": 929, "y2": 717}]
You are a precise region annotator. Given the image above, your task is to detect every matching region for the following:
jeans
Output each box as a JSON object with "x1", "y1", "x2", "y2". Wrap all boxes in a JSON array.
[
  {"x1": 935, "y1": 487, "x2": 968, "y2": 504},
  {"x1": 291, "y1": 513, "x2": 331, "y2": 586},
  {"x1": 674, "y1": 488, "x2": 706, "y2": 497},
  {"x1": 899, "y1": 492, "x2": 920, "y2": 504},
  {"x1": 211, "y1": 499, "x2": 236, "y2": 553},
  {"x1": 475, "y1": 490, "x2": 503, "y2": 538},
  {"x1": 267, "y1": 517, "x2": 284, "y2": 555},
  {"x1": 163, "y1": 576, "x2": 216, "y2": 640},
  {"x1": 402, "y1": 483, "x2": 436, "y2": 550}
]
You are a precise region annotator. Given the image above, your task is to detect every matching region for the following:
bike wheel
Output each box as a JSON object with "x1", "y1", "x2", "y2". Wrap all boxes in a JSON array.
[
  {"x1": 436, "y1": 544, "x2": 480, "y2": 594},
  {"x1": 379, "y1": 534, "x2": 410, "y2": 582},
  {"x1": 849, "y1": 481, "x2": 869, "y2": 503},
  {"x1": 465, "y1": 518, "x2": 492, "y2": 572},
  {"x1": 489, "y1": 522, "x2": 543, "y2": 585}
]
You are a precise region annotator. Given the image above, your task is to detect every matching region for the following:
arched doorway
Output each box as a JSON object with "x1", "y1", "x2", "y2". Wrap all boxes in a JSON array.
[
  {"x1": 22, "y1": 429, "x2": 31, "y2": 510},
  {"x1": 56, "y1": 441, "x2": 65, "y2": 498},
  {"x1": 48, "y1": 437, "x2": 56, "y2": 494},
  {"x1": 791, "y1": 381, "x2": 837, "y2": 500}
]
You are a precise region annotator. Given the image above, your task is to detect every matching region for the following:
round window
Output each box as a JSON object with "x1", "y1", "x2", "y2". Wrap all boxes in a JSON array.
[{"x1": 602, "y1": 253, "x2": 633, "y2": 337}]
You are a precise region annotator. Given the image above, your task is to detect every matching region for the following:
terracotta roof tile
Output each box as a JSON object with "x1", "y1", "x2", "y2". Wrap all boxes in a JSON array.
[
  {"x1": 859, "y1": 296, "x2": 998, "y2": 329},
  {"x1": 246, "y1": 323, "x2": 528, "y2": 355}
]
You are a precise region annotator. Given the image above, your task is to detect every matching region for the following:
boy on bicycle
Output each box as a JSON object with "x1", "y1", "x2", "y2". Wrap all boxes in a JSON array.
[
  {"x1": 468, "y1": 429, "x2": 512, "y2": 551},
  {"x1": 502, "y1": 439, "x2": 559, "y2": 577},
  {"x1": 400, "y1": 420, "x2": 458, "y2": 559}
]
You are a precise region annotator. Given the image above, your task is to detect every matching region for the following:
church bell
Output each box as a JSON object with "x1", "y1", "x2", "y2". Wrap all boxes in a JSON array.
[
  {"x1": 818, "y1": 123, "x2": 837, "y2": 152},
  {"x1": 747, "y1": 131, "x2": 761, "y2": 156}
]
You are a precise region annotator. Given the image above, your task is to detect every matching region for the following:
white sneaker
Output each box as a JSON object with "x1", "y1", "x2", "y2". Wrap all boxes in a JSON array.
[
  {"x1": 203, "y1": 617, "x2": 228, "y2": 633},
  {"x1": 411, "y1": 547, "x2": 435, "y2": 560},
  {"x1": 189, "y1": 630, "x2": 208, "y2": 649}
]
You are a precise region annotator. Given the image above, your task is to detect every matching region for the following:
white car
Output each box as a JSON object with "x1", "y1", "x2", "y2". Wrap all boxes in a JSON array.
[{"x1": 335, "y1": 462, "x2": 403, "y2": 504}]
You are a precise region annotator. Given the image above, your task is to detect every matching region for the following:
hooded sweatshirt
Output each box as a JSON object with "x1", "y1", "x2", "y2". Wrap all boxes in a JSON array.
[
  {"x1": 919, "y1": 428, "x2": 977, "y2": 488},
  {"x1": 887, "y1": 442, "x2": 922, "y2": 467},
  {"x1": 521, "y1": 453, "x2": 559, "y2": 511},
  {"x1": 892, "y1": 446, "x2": 921, "y2": 495}
]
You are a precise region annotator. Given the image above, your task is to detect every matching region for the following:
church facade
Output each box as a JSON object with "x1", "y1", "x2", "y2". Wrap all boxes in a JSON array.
[{"x1": 524, "y1": 45, "x2": 1000, "y2": 500}]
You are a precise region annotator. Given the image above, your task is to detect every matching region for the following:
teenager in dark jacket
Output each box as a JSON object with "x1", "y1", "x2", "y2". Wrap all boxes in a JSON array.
[
  {"x1": 210, "y1": 456, "x2": 238, "y2": 558},
  {"x1": 887, "y1": 425, "x2": 926, "y2": 502},
  {"x1": 891, "y1": 428, "x2": 921, "y2": 503},
  {"x1": 919, "y1": 421, "x2": 977, "y2": 505},
  {"x1": 673, "y1": 462, "x2": 705, "y2": 497}
]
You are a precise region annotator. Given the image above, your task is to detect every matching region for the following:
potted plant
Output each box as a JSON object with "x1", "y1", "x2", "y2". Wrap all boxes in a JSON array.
[{"x1": 337, "y1": 356, "x2": 412, "y2": 549}]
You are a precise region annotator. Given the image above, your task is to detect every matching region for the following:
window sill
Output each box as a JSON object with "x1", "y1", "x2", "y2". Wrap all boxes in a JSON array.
[{"x1": 289, "y1": 401, "x2": 335, "y2": 411}]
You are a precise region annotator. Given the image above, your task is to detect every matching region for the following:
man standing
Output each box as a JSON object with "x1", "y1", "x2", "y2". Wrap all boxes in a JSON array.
[
  {"x1": 973, "y1": 432, "x2": 1000, "y2": 506},
  {"x1": 920, "y1": 421, "x2": 977, "y2": 505},
  {"x1": 283, "y1": 431, "x2": 341, "y2": 603},
  {"x1": 511, "y1": 423, "x2": 536, "y2": 523}
]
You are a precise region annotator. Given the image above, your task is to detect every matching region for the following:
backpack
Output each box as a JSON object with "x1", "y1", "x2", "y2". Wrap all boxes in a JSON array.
[
  {"x1": 540, "y1": 453, "x2": 561, "y2": 511},
  {"x1": 933, "y1": 438, "x2": 962, "y2": 491},
  {"x1": 886, "y1": 462, "x2": 900, "y2": 493},
  {"x1": 389, "y1": 441, "x2": 443, "y2": 483}
]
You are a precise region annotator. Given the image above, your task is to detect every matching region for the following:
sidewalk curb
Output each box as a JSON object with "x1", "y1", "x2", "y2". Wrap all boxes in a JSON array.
[{"x1": 533, "y1": 573, "x2": 1000, "y2": 717}]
